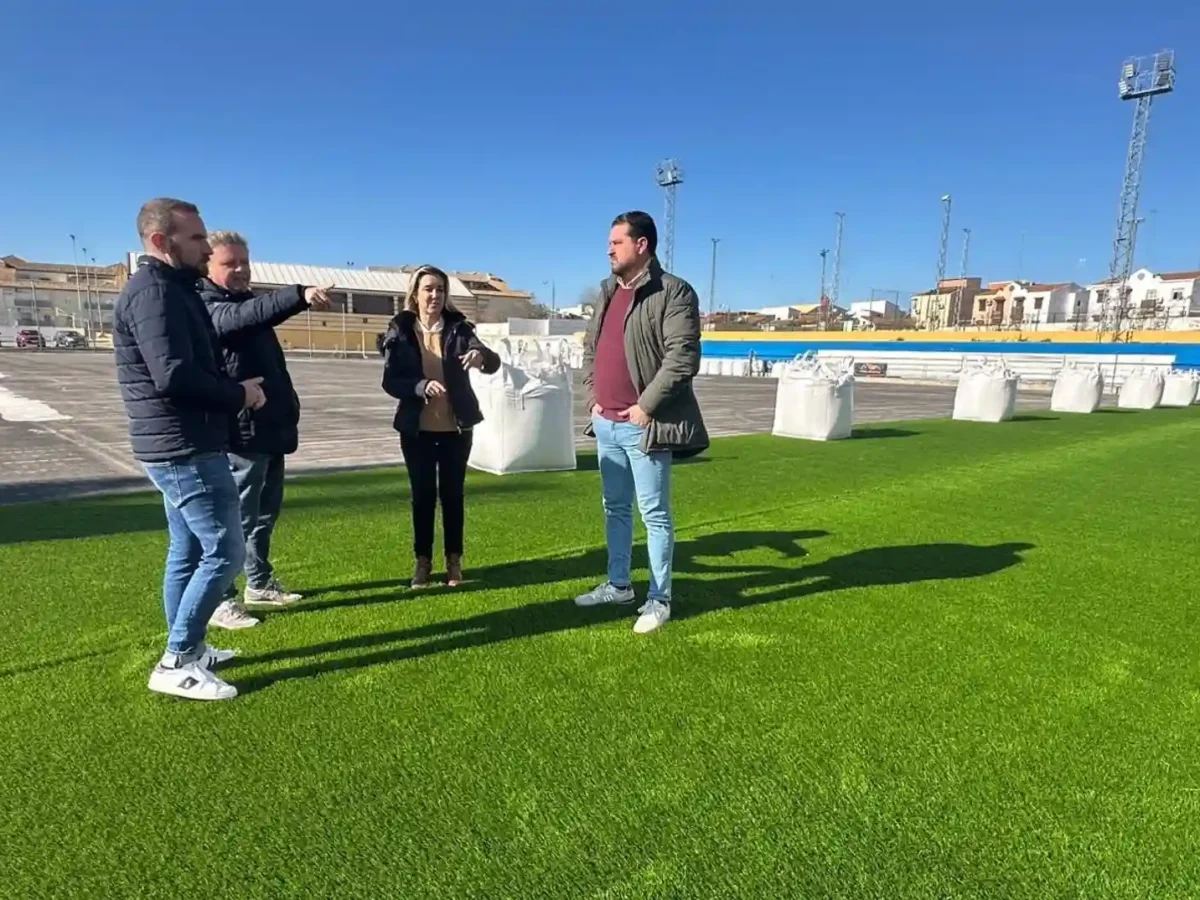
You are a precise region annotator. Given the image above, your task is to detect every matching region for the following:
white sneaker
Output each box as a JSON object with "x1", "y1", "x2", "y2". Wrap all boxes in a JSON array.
[
  {"x1": 197, "y1": 644, "x2": 237, "y2": 669},
  {"x1": 574, "y1": 582, "x2": 636, "y2": 607},
  {"x1": 209, "y1": 600, "x2": 260, "y2": 630},
  {"x1": 147, "y1": 661, "x2": 238, "y2": 701},
  {"x1": 244, "y1": 578, "x2": 302, "y2": 607},
  {"x1": 633, "y1": 599, "x2": 671, "y2": 634}
]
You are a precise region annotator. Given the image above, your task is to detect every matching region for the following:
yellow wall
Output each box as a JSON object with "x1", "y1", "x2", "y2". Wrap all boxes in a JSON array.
[{"x1": 703, "y1": 330, "x2": 1200, "y2": 344}]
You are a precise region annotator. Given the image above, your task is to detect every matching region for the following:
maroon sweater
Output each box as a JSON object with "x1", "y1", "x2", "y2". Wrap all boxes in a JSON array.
[{"x1": 593, "y1": 286, "x2": 640, "y2": 421}]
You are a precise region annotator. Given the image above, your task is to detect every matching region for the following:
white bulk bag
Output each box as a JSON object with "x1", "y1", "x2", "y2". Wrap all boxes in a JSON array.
[
  {"x1": 1050, "y1": 361, "x2": 1103, "y2": 414},
  {"x1": 952, "y1": 359, "x2": 1019, "y2": 423},
  {"x1": 1118, "y1": 367, "x2": 1164, "y2": 410},
  {"x1": 731, "y1": 358, "x2": 750, "y2": 377},
  {"x1": 1160, "y1": 370, "x2": 1199, "y2": 408},
  {"x1": 718, "y1": 358, "x2": 734, "y2": 376},
  {"x1": 467, "y1": 339, "x2": 576, "y2": 474},
  {"x1": 771, "y1": 353, "x2": 855, "y2": 441},
  {"x1": 699, "y1": 357, "x2": 718, "y2": 376}
]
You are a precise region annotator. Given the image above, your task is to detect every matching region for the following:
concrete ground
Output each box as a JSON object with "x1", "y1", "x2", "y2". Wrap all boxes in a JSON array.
[{"x1": 0, "y1": 350, "x2": 1061, "y2": 504}]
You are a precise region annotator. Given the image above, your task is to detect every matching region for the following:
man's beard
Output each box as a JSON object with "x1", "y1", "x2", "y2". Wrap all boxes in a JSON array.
[{"x1": 167, "y1": 239, "x2": 208, "y2": 280}]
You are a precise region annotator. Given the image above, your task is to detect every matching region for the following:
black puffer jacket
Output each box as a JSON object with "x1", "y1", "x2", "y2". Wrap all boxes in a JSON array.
[
  {"x1": 199, "y1": 278, "x2": 309, "y2": 456},
  {"x1": 381, "y1": 310, "x2": 500, "y2": 434},
  {"x1": 113, "y1": 257, "x2": 244, "y2": 462}
]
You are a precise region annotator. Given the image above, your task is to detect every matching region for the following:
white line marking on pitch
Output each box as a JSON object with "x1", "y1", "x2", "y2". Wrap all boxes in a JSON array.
[{"x1": 0, "y1": 385, "x2": 71, "y2": 422}]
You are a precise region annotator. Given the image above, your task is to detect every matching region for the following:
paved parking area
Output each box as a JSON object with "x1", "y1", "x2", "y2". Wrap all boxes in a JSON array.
[{"x1": 0, "y1": 350, "x2": 1059, "y2": 504}]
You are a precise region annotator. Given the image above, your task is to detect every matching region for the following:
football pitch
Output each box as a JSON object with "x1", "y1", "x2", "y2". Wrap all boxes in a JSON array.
[{"x1": 4, "y1": 409, "x2": 1200, "y2": 898}]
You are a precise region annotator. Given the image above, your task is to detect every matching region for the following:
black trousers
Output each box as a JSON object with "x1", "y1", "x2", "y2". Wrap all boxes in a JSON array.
[{"x1": 399, "y1": 430, "x2": 473, "y2": 558}]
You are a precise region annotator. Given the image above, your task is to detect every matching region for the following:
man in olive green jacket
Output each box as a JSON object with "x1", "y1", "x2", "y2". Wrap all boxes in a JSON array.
[{"x1": 575, "y1": 211, "x2": 709, "y2": 635}]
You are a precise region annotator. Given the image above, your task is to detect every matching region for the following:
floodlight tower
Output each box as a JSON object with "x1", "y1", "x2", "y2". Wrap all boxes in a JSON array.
[
  {"x1": 655, "y1": 158, "x2": 684, "y2": 272},
  {"x1": 1100, "y1": 50, "x2": 1175, "y2": 342},
  {"x1": 818, "y1": 248, "x2": 830, "y2": 328},
  {"x1": 953, "y1": 228, "x2": 971, "y2": 328},
  {"x1": 831, "y1": 212, "x2": 846, "y2": 307},
  {"x1": 932, "y1": 194, "x2": 952, "y2": 329}
]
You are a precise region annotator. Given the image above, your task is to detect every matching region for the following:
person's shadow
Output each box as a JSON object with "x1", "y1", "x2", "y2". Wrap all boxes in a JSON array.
[{"x1": 229, "y1": 532, "x2": 1033, "y2": 695}]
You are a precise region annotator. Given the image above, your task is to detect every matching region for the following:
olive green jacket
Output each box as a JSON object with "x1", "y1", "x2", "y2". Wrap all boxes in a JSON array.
[{"x1": 582, "y1": 258, "x2": 709, "y2": 456}]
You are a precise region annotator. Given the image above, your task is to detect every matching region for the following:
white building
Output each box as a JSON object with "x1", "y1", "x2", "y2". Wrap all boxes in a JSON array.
[
  {"x1": 849, "y1": 299, "x2": 905, "y2": 322},
  {"x1": 1087, "y1": 268, "x2": 1200, "y2": 325},
  {"x1": 1013, "y1": 282, "x2": 1089, "y2": 327},
  {"x1": 758, "y1": 305, "x2": 806, "y2": 320}
]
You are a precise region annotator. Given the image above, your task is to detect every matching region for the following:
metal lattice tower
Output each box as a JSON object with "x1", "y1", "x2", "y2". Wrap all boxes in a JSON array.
[
  {"x1": 1100, "y1": 50, "x2": 1175, "y2": 342},
  {"x1": 655, "y1": 159, "x2": 683, "y2": 272},
  {"x1": 818, "y1": 249, "x2": 830, "y2": 327},
  {"x1": 931, "y1": 194, "x2": 952, "y2": 329},
  {"x1": 831, "y1": 212, "x2": 846, "y2": 306},
  {"x1": 953, "y1": 228, "x2": 971, "y2": 328}
]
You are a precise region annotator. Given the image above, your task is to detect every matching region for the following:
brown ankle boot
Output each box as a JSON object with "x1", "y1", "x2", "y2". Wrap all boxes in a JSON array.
[
  {"x1": 411, "y1": 556, "x2": 432, "y2": 588},
  {"x1": 445, "y1": 554, "x2": 464, "y2": 587}
]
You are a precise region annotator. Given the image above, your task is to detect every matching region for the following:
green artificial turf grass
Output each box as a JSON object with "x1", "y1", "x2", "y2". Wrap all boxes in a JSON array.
[{"x1": 4, "y1": 409, "x2": 1200, "y2": 898}]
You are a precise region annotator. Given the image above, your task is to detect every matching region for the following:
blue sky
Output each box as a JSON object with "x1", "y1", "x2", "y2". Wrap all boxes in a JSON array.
[{"x1": 3, "y1": 0, "x2": 1198, "y2": 311}]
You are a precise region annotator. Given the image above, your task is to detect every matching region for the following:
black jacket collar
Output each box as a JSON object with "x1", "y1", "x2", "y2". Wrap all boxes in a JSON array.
[
  {"x1": 138, "y1": 254, "x2": 205, "y2": 286},
  {"x1": 393, "y1": 309, "x2": 467, "y2": 334},
  {"x1": 197, "y1": 277, "x2": 250, "y2": 301}
]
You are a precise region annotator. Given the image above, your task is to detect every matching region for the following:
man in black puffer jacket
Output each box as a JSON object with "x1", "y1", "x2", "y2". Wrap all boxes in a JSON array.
[
  {"x1": 113, "y1": 198, "x2": 267, "y2": 703},
  {"x1": 199, "y1": 230, "x2": 331, "y2": 629}
]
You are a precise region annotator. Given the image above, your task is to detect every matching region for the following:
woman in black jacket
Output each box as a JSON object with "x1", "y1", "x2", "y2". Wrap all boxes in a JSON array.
[{"x1": 381, "y1": 265, "x2": 501, "y2": 588}]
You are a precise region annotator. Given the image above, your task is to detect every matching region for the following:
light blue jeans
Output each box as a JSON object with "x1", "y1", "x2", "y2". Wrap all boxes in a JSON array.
[
  {"x1": 142, "y1": 452, "x2": 246, "y2": 660},
  {"x1": 593, "y1": 415, "x2": 674, "y2": 603}
]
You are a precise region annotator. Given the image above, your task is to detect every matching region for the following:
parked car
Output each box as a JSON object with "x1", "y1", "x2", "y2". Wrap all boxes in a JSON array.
[
  {"x1": 15, "y1": 328, "x2": 46, "y2": 348},
  {"x1": 54, "y1": 331, "x2": 87, "y2": 349}
]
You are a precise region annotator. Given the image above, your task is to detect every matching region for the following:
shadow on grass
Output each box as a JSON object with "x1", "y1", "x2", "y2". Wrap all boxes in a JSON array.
[
  {"x1": 233, "y1": 533, "x2": 1034, "y2": 695},
  {"x1": 573, "y1": 452, "x2": 716, "y2": 473},
  {"x1": 851, "y1": 427, "x2": 918, "y2": 440},
  {"x1": 0, "y1": 476, "x2": 547, "y2": 545},
  {"x1": 1010, "y1": 414, "x2": 1059, "y2": 422}
]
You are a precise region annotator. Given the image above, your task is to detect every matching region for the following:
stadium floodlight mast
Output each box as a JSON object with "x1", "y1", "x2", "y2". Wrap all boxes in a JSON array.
[
  {"x1": 1100, "y1": 49, "x2": 1175, "y2": 343},
  {"x1": 655, "y1": 158, "x2": 683, "y2": 273},
  {"x1": 818, "y1": 248, "x2": 830, "y2": 328},
  {"x1": 931, "y1": 194, "x2": 952, "y2": 329},
  {"x1": 953, "y1": 228, "x2": 971, "y2": 328},
  {"x1": 831, "y1": 212, "x2": 846, "y2": 307}
]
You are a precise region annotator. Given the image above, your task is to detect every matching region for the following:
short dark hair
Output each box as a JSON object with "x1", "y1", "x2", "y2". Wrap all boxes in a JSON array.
[
  {"x1": 612, "y1": 211, "x2": 658, "y2": 256},
  {"x1": 136, "y1": 198, "x2": 199, "y2": 241}
]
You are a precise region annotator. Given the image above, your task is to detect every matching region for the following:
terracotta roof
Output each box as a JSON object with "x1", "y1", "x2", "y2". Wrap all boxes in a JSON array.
[
  {"x1": 1157, "y1": 270, "x2": 1200, "y2": 281},
  {"x1": 1023, "y1": 283, "x2": 1069, "y2": 292}
]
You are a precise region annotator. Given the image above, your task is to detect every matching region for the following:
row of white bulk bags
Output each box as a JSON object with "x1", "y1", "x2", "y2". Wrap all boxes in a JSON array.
[
  {"x1": 1117, "y1": 367, "x2": 1165, "y2": 410},
  {"x1": 952, "y1": 359, "x2": 1018, "y2": 423},
  {"x1": 771, "y1": 353, "x2": 855, "y2": 441},
  {"x1": 467, "y1": 338, "x2": 577, "y2": 475},
  {"x1": 1050, "y1": 362, "x2": 1103, "y2": 414},
  {"x1": 1161, "y1": 369, "x2": 1200, "y2": 407}
]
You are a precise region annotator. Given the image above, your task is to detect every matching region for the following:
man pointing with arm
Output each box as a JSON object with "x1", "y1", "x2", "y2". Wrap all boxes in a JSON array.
[
  {"x1": 198, "y1": 231, "x2": 331, "y2": 628},
  {"x1": 113, "y1": 198, "x2": 266, "y2": 701}
]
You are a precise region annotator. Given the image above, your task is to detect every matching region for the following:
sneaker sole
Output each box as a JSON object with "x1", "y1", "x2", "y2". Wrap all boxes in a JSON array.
[
  {"x1": 242, "y1": 597, "x2": 301, "y2": 607},
  {"x1": 209, "y1": 618, "x2": 260, "y2": 630},
  {"x1": 574, "y1": 595, "x2": 637, "y2": 608},
  {"x1": 633, "y1": 620, "x2": 669, "y2": 635},
  {"x1": 148, "y1": 681, "x2": 238, "y2": 701}
]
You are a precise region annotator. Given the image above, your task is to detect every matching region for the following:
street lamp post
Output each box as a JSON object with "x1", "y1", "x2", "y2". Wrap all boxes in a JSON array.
[
  {"x1": 69, "y1": 235, "x2": 86, "y2": 346},
  {"x1": 344, "y1": 261, "x2": 354, "y2": 356}
]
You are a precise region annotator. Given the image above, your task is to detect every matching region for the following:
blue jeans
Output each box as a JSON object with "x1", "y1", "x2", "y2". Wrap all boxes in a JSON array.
[
  {"x1": 142, "y1": 452, "x2": 246, "y2": 659},
  {"x1": 593, "y1": 415, "x2": 674, "y2": 603},
  {"x1": 228, "y1": 452, "x2": 285, "y2": 590}
]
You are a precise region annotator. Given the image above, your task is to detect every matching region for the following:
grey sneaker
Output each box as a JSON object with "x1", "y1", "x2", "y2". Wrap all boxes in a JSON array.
[
  {"x1": 209, "y1": 600, "x2": 260, "y2": 630},
  {"x1": 244, "y1": 578, "x2": 302, "y2": 607},
  {"x1": 574, "y1": 582, "x2": 636, "y2": 608}
]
